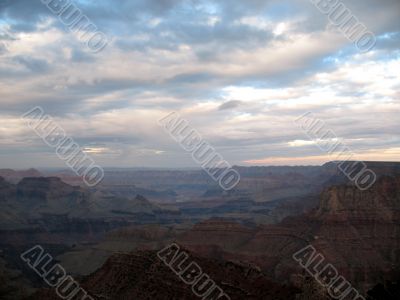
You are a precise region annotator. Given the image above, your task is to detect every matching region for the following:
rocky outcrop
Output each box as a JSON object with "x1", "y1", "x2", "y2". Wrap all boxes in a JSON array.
[
  {"x1": 179, "y1": 218, "x2": 255, "y2": 253},
  {"x1": 16, "y1": 177, "x2": 90, "y2": 216},
  {"x1": 0, "y1": 169, "x2": 42, "y2": 184},
  {"x1": 31, "y1": 249, "x2": 299, "y2": 300},
  {"x1": 39, "y1": 172, "x2": 398, "y2": 295},
  {"x1": 10, "y1": 174, "x2": 399, "y2": 296},
  {"x1": 367, "y1": 280, "x2": 400, "y2": 299},
  {"x1": 0, "y1": 177, "x2": 169, "y2": 236},
  {"x1": 0, "y1": 176, "x2": 16, "y2": 202},
  {"x1": 177, "y1": 175, "x2": 400, "y2": 293},
  {"x1": 316, "y1": 175, "x2": 400, "y2": 220},
  {"x1": 0, "y1": 257, "x2": 34, "y2": 300},
  {"x1": 0, "y1": 177, "x2": 165, "y2": 219}
]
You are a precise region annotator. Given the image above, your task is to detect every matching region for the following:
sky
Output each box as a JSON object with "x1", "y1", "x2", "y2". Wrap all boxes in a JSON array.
[{"x1": 0, "y1": 0, "x2": 399, "y2": 168}]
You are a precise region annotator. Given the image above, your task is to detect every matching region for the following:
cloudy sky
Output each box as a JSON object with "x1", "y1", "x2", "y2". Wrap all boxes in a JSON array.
[{"x1": 0, "y1": 0, "x2": 399, "y2": 168}]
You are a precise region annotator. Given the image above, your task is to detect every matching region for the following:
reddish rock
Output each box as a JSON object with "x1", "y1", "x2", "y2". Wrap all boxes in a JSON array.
[{"x1": 30, "y1": 249, "x2": 299, "y2": 300}]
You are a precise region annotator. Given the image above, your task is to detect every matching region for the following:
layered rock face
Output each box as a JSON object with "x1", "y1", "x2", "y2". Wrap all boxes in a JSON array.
[
  {"x1": 49, "y1": 164, "x2": 332, "y2": 204},
  {"x1": 0, "y1": 176, "x2": 16, "y2": 201},
  {"x1": 0, "y1": 176, "x2": 164, "y2": 220},
  {"x1": 0, "y1": 169, "x2": 42, "y2": 184},
  {"x1": 177, "y1": 175, "x2": 400, "y2": 293},
  {"x1": 306, "y1": 175, "x2": 400, "y2": 291},
  {"x1": 2, "y1": 165, "x2": 400, "y2": 299},
  {"x1": 31, "y1": 249, "x2": 299, "y2": 300},
  {"x1": 0, "y1": 176, "x2": 170, "y2": 244},
  {"x1": 25, "y1": 174, "x2": 400, "y2": 299},
  {"x1": 0, "y1": 257, "x2": 34, "y2": 300},
  {"x1": 0, "y1": 177, "x2": 183, "y2": 299},
  {"x1": 16, "y1": 177, "x2": 91, "y2": 217}
]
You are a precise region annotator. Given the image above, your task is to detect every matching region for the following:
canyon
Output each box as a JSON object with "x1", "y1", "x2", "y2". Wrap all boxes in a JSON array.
[{"x1": 0, "y1": 162, "x2": 399, "y2": 299}]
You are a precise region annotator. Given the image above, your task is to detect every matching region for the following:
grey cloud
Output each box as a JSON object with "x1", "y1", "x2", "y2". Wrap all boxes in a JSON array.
[
  {"x1": 0, "y1": 43, "x2": 6, "y2": 54},
  {"x1": 0, "y1": 30, "x2": 16, "y2": 41},
  {"x1": 0, "y1": 0, "x2": 398, "y2": 167},
  {"x1": 218, "y1": 100, "x2": 243, "y2": 111},
  {"x1": 12, "y1": 55, "x2": 50, "y2": 73},
  {"x1": 168, "y1": 72, "x2": 215, "y2": 84},
  {"x1": 70, "y1": 48, "x2": 97, "y2": 63}
]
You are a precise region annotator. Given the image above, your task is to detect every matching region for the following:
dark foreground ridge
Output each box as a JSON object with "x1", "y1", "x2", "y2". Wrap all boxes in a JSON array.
[{"x1": 30, "y1": 248, "x2": 299, "y2": 300}]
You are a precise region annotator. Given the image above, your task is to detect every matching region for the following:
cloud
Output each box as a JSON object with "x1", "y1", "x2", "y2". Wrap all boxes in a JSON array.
[
  {"x1": 218, "y1": 100, "x2": 243, "y2": 110},
  {"x1": 12, "y1": 55, "x2": 50, "y2": 72},
  {"x1": 0, "y1": 0, "x2": 399, "y2": 167}
]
